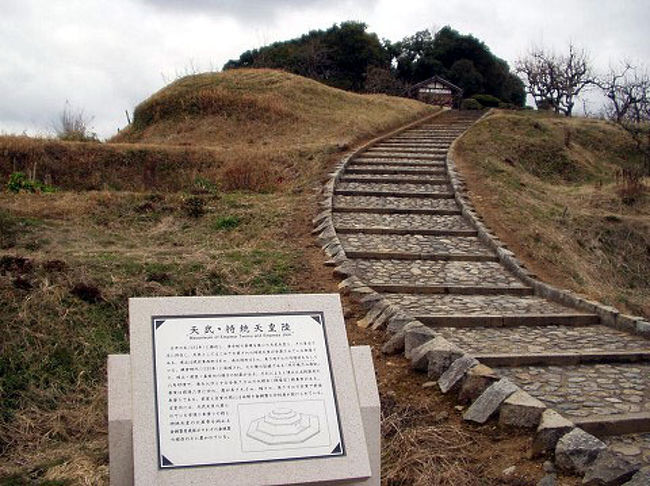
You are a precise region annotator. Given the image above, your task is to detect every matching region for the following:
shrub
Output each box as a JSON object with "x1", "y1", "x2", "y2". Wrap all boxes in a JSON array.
[
  {"x1": 213, "y1": 215, "x2": 240, "y2": 231},
  {"x1": 54, "y1": 101, "x2": 98, "y2": 142},
  {"x1": 615, "y1": 167, "x2": 646, "y2": 205},
  {"x1": 6, "y1": 172, "x2": 56, "y2": 193},
  {"x1": 219, "y1": 157, "x2": 280, "y2": 192},
  {"x1": 472, "y1": 94, "x2": 501, "y2": 107},
  {"x1": 192, "y1": 176, "x2": 219, "y2": 195},
  {"x1": 0, "y1": 212, "x2": 19, "y2": 249},
  {"x1": 498, "y1": 102, "x2": 517, "y2": 110},
  {"x1": 182, "y1": 196, "x2": 206, "y2": 218},
  {"x1": 461, "y1": 98, "x2": 483, "y2": 111},
  {"x1": 536, "y1": 99, "x2": 555, "y2": 111}
]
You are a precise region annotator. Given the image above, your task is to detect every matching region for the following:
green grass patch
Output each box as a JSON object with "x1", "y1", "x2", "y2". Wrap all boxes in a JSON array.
[{"x1": 212, "y1": 215, "x2": 240, "y2": 231}]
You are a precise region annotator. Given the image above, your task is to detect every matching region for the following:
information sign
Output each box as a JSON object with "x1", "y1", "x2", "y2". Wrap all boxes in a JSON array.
[{"x1": 152, "y1": 312, "x2": 343, "y2": 468}]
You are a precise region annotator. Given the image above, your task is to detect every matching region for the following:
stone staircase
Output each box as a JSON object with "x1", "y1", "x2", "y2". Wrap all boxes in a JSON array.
[{"x1": 315, "y1": 109, "x2": 650, "y2": 482}]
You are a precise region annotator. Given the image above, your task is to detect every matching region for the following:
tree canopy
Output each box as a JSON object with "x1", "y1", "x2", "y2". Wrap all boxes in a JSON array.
[
  {"x1": 223, "y1": 22, "x2": 388, "y2": 92},
  {"x1": 224, "y1": 23, "x2": 525, "y2": 106},
  {"x1": 393, "y1": 27, "x2": 525, "y2": 105}
]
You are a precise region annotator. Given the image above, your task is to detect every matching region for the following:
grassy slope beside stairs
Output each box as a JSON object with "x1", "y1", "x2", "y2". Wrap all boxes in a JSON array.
[
  {"x1": 0, "y1": 69, "x2": 437, "y2": 484},
  {"x1": 454, "y1": 110, "x2": 649, "y2": 319}
]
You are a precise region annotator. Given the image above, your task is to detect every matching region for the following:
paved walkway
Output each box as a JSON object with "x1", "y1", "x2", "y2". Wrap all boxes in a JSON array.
[{"x1": 329, "y1": 110, "x2": 650, "y2": 467}]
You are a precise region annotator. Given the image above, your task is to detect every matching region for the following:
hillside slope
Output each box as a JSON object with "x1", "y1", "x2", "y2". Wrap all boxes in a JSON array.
[
  {"x1": 113, "y1": 68, "x2": 434, "y2": 150},
  {"x1": 0, "y1": 70, "x2": 439, "y2": 483},
  {"x1": 2, "y1": 69, "x2": 435, "y2": 191},
  {"x1": 454, "y1": 110, "x2": 649, "y2": 318}
]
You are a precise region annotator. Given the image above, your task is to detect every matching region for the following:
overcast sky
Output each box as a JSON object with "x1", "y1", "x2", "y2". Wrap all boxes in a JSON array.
[{"x1": 2, "y1": 0, "x2": 649, "y2": 139}]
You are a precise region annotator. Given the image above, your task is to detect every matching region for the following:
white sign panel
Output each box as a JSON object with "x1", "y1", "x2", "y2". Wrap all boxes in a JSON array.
[{"x1": 152, "y1": 312, "x2": 343, "y2": 468}]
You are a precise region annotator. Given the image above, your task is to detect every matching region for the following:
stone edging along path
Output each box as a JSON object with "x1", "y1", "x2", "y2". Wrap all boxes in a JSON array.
[{"x1": 313, "y1": 108, "x2": 650, "y2": 483}]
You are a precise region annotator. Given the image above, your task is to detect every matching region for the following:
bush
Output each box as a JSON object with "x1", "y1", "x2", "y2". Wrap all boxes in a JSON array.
[
  {"x1": 498, "y1": 102, "x2": 517, "y2": 110},
  {"x1": 615, "y1": 167, "x2": 646, "y2": 205},
  {"x1": 213, "y1": 215, "x2": 240, "y2": 231},
  {"x1": 219, "y1": 157, "x2": 280, "y2": 192},
  {"x1": 192, "y1": 176, "x2": 219, "y2": 195},
  {"x1": 461, "y1": 98, "x2": 483, "y2": 111},
  {"x1": 54, "y1": 101, "x2": 98, "y2": 142},
  {"x1": 536, "y1": 99, "x2": 555, "y2": 111},
  {"x1": 182, "y1": 196, "x2": 206, "y2": 218},
  {"x1": 6, "y1": 172, "x2": 56, "y2": 193},
  {"x1": 472, "y1": 94, "x2": 501, "y2": 108},
  {"x1": 0, "y1": 212, "x2": 19, "y2": 249}
]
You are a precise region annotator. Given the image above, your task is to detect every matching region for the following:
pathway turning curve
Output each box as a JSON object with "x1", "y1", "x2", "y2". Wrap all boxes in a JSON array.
[{"x1": 318, "y1": 110, "x2": 650, "y2": 473}]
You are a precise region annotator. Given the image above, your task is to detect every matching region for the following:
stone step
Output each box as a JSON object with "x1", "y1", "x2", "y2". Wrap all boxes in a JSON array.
[
  {"x1": 332, "y1": 213, "x2": 473, "y2": 233},
  {"x1": 380, "y1": 135, "x2": 456, "y2": 142},
  {"x1": 388, "y1": 137, "x2": 456, "y2": 142},
  {"x1": 370, "y1": 145, "x2": 450, "y2": 152},
  {"x1": 339, "y1": 175, "x2": 449, "y2": 184},
  {"x1": 371, "y1": 283, "x2": 533, "y2": 295},
  {"x1": 348, "y1": 259, "x2": 528, "y2": 291},
  {"x1": 435, "y1": 324, "x2": 650, "y2": 359},
  {"x1": 361, "y1": 151, "x2": 447, "y2": 159},
  {"x1": 496, "y1": 363, "x2": 650, "y2": 420},
  {"x1": 344, "y1": 167, "x2": 447, "y2": 175},
  {"x1": 333, "y1": 206, "x2": 461, "y2": 216},
  {"x1": 476, "y1": 351, "x2": 650, "y2": 367},
  {"x1": 418, "y1": 314, "x2": 600, "y2": 327},
  {"x1": 335, "y1": 181, "x2": 452, "y2": 195},
  {"x1": 577, "y1": 413, "x2": 650, "y2": 437},
  {"x1": 419, "y1": 123, "x2": 474, "y2": 127},
  {"x1": 372, "y1": 145, "x2": 451, "y2": 151},
  {"x1": 352, "y1": 158, "x2": 446, "y2": 166},
  {"x1": 603, "y1": 432, "x2": 650, "y2": 466},
  {"x1": 365, "y1": 142, "x2": 449, "y2": 149},
  {"x1": 399, "y1": 130, "x2": 464, "y2": 135},
  {"x1": 376, "y1": 139, "x2": 453, "y2": 144},
  {"x1": 334, "y1": 189, "x2": 454, "y2": 199},
  {"x1": 389, "y1": 134, "x2": 457, "y2": 138},
  {"x1": 332, "y1": 195, "x2": 459, "y2": 211},
  {"x1": 335, "y1": 227, "x2": 478, "y2": 237},
  {"x1": 343, "y1": 250, "x2": 497, "y2": 262},
  {"x1": 380, "y1": 293, "x2": 599, "y2": 327},
  {"x1": 402, "y1": 128, "x2": 463, "y2": 132},
  {"x1": 337, "y1": 233, "x2": 495, "y2": 258}
]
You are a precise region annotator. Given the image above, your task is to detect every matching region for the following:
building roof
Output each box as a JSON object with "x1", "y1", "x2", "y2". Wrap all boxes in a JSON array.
[{"x1": 405, "y1": 75, "x2": 463, "y2": 95}]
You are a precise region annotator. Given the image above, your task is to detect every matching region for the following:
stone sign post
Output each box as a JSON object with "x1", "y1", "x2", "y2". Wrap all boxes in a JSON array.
[{"x1": 108, "y1": 294, "x2": 380, "y2": 485}]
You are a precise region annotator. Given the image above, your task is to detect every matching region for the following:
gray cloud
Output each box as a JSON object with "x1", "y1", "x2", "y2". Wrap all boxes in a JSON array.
[
  {"x1": 138, "y1": 0, "x2": 378, "y2": 21},
  {"x1": 0, "y1": 0, "x2": 648, "y2": 139}
]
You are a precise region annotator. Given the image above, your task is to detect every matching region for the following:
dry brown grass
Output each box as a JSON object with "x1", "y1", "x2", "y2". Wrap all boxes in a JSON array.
[
  {"x1": 1, "y1": 70, "x2": 434, "y2": 194},
  {"x1": 0, "y1": 136, "x2": 223, "y2": 191},
  {"x1": 0, "y1": 189, "x2": 315, "y2": 483},
  {"x1": 381, "y1": 399, "x2": 480, "y2": 486},
  {"x1": 114, "y1": 69, "x2": 435, "y2": 150},
  {"x1": 455, "y1": 110, "x2": 650, "y2": 318}
]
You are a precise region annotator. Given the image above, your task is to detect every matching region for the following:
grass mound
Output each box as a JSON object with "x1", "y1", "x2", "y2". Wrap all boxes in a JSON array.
[
  {"x1": 2, "y1": 70, "x2": 434, "y2": 193},
  {"x1": 455, "y1": 110, "x2": 649, "y2": 318},
  {"x1": 464, "y1": 112, "x2": 643, "y2": 183},
  {"x1": 113, "y1": 69, "x2": 434, "y2": 150}
]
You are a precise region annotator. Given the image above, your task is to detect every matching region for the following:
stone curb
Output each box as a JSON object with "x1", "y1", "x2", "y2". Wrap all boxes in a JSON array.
[{"x1": 313, "y1": 108, "x2": 621, "y2": 481}]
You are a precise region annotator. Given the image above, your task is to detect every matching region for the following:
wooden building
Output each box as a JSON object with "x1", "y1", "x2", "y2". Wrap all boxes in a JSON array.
[{"x1": 405, "y1": 76, "x2": 463, "y2": 107}]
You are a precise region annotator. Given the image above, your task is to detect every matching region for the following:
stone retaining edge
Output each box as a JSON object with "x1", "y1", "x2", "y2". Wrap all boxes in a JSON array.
[{"x1": 313, "y1": 108, "x2": 632, "y2": 480}]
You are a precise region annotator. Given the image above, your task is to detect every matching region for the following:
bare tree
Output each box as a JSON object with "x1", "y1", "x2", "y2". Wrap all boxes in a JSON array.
[
  {"x1": 597, "y1": 62, "x2": 650, "y2": 173},
  {"x1": 597, "y1": 61, "x2": 650, "y2": 122},
  {"x1": 516, "y1": 43, "x2": 594, "y2": 116}
]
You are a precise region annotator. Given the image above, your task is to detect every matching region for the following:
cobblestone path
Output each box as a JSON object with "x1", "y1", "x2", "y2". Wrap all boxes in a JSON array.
[{"x1": 328, "y1": 110, "x2": 650, "y2": 466}]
